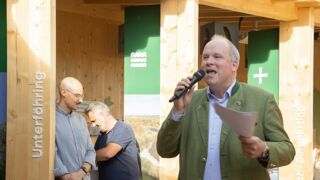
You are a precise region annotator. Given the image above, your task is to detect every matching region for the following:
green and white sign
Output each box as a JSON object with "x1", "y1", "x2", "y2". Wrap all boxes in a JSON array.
[
  {"x1": 248, "y1": 29, "x2": 279, "y2": 102},
  {"x1": 124, "y1": 5, "x2": 160, "y2": 95},
  {"x1": 124, "y1": 5, "x2": 160, "y2": 116}
]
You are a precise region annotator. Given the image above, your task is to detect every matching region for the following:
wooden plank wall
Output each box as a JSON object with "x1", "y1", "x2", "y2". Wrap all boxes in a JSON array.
[
  {"x1": 6, "y1": 0, "x2": 56, "y2": 179},
  {"x1": 56, "y1": 9, "x2": 124, "y2": 118}
]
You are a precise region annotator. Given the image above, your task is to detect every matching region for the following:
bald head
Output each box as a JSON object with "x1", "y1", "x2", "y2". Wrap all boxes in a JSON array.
[{"x1": 59, "y1": 77, "x2": 83, "y2": 94}]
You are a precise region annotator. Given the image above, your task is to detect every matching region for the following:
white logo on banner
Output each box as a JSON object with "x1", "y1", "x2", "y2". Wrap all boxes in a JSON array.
[
  {"x1": 130, "y1": 52, "x2": 147, "y2": 67},
  {"x1": 253, "y1": 67, "x2": 268, "y2": 84}
]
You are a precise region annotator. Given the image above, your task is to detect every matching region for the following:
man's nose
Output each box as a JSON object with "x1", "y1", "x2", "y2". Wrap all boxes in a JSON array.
[
  {"x1": 206, "y1": 58, "x2": 216, "y2": 66},
  {"x1": 78, "y1": 97, "x2": 83, "y2": 103},
  {"x1": 90, "y1": 122, "x2": 97, "y2": 127}
]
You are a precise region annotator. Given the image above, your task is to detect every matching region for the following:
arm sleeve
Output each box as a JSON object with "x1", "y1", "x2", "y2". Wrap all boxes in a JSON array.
[
  {"x1": 262, "y1": 94, "x2": 295, "y2": 168},
  {"x1": 54, "y1": 145, "x2": 69, "y2": 177},
  {"x1": 83, "y1": 119, "x2": 96, "y2": 167},
  {"x1": 171, "y1": 110, "x2": 185, "y2": 122},
  {"x1": 156, "y1": 110, "x2": 183, "y2": 158},
  {"x1": 109, "y1": 123, "x2": 135, "y2": 150}
]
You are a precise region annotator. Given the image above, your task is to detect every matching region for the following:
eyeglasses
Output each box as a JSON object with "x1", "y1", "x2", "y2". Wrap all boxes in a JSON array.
[{"x1": 64, "y1": 89, "x2": 84, "y2": 100}]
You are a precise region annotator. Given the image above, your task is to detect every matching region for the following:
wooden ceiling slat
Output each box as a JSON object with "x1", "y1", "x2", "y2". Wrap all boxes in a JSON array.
[
  {"x1": 80, "y1": 0, "x2": 320, "y2": 32},
  {"x1": 296, "y1": 0, "x2": 320, "y2": 7},
  {"x1": 83, "y1": 0, "x2": 159, "y2": 4},
  {"x1": 199, "y1": 0, "x2": 298, "y2": 21}
]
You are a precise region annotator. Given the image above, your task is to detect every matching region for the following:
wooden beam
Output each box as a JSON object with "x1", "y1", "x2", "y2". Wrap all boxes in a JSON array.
[
  {"x1": 296, "y1": 0, "x2": 320, "y2": 7},
  {"x1": 199, "y1": 0, "x2": 298, "y2": 21},
  {"x1": 159, "y1": 0, "x2": 199, "y2": 179},
  {"x1": 314, "y1": 8, "x2": 320, "y2": 26},
  {"x1": 279, "y1": 7, "x2": 314, "y2": 180},
  {"x1": 83, "y1": 0, "x2": 159, "y2": 4},
  {"x1": 6, "y1": 0, "x2": 56, "y2": 179}
]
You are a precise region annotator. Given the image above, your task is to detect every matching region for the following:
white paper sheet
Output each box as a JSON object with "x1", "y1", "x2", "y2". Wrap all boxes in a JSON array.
[{"x1": 213, "y1": 103, "x2": 257, "y2": 137}]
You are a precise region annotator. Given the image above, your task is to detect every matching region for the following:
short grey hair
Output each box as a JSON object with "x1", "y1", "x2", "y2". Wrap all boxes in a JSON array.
[
  {"x1": 86, "y1": 102, "x2": 110, "y2": 116},
  {"x1": 211, "y1": 34, "x2": 240, "y2": 62}
]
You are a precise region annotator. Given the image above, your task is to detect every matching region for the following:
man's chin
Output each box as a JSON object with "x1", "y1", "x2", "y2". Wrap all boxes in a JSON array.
[
  {"x1": 73, "y1": 104, "x2": 81, "y2": 110},
  {"x1": 88, "y1": 125, "x2": 101, "y2": 136}
]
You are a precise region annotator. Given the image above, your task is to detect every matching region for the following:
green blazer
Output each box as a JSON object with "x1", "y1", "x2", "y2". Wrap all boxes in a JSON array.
[{"x1": 157, "y1": 82, "x2": 295, "y2": 180}]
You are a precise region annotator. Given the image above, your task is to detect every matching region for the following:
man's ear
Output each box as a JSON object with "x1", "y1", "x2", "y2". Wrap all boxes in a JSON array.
[
  {"x1": 232, "y1": 60, "x2": 239, "y2": 71},
  {"x1": 60, "y1": 89, "x2": 68, "y2": 97}
]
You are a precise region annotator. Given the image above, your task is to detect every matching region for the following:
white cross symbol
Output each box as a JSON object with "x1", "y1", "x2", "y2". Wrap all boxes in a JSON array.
[{"x1": 253, "y1": 67, "x2": 268, "y2": 84}]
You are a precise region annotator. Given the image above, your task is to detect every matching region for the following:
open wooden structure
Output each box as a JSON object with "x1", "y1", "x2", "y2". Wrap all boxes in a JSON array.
[{"x1": 5, "y1": 0, "x2": 320, "y2": 179}]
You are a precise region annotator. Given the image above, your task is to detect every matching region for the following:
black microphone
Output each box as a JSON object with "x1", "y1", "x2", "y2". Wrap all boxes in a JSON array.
[{"x1": 169, "y1": 69, "x2": 206, "y2": 103}]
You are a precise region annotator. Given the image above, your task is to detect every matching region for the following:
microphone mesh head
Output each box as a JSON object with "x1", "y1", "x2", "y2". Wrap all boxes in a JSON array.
[{"x1": 194, "y1": 69, "x2": 205, "y2": 80}]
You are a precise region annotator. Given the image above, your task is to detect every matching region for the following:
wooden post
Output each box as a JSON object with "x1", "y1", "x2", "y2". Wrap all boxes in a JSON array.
[
  {"x1": 6, "y1": 0, "x2": 56, "y2": 179},
  {"x1": 160, "y1": 0, "x2": 199, "y2": 179},
  {"x1": 279, "y1": 7, "x2": 314, "y2": 180}
]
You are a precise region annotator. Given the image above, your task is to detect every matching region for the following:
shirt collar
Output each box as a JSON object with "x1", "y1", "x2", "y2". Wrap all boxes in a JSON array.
[
  {"x1": 56, "y1": 104, "x2": 73, "y2": 116},
  {"x1": 207, "y1": 80, "x2": 236, "y2": 103}
]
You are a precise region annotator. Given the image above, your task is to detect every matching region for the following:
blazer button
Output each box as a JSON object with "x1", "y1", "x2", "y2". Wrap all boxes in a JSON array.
[{"x1": 202, "y1": 157, "x2": 206, "y2": 162}]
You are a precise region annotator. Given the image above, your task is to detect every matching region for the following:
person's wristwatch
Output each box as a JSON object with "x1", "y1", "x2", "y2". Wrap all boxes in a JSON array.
[
  {"x1": 257, "y1": 142, "x2": 269, "y2": 168},
  {"x1": 260, "y1": 142, "x2": 269, "y2": 159},
  {"x1": 81, "y1": 166, "x2": 89, "y2": 174}
]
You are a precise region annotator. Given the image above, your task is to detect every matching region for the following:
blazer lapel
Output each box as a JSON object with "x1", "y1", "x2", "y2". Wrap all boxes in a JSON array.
[
  {"x1": 196, "y1": 97, "x2": 209, "y2": 148},
  {"x1": 220, "y1": 83, "x2": 244, "y2": 149}
]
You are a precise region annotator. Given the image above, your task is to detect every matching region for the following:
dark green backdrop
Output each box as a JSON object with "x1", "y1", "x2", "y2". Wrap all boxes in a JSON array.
[{"x1": 124, "y1": 5, "x2": 160, "y2": 95}]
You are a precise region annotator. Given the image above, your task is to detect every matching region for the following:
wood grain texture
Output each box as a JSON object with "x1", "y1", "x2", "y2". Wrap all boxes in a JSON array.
[
  {"x1": 279, "y1": 7, "x2": 314, "y2": 180},
  {"x1": 6, "y1": 0, "x2": 56, "y2": 179},
  {"x1": 56, "y1": 10, "x2": 124, "y2": 118}
]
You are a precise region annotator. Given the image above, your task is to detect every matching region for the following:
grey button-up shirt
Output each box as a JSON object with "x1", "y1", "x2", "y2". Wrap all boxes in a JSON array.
[{"x1": 54, "y1": 105, "x2": 95, "y2": 179}]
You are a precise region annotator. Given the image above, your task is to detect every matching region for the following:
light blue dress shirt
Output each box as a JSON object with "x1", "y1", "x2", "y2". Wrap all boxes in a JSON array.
[
  {"x1": 171, "y1": 81, "x2": 236, "y2": 180},
  {"x1": 204, "y1": 81, "x2": 235, "y2": 180},
  {"x1": 55, "y1": 105, "x2": 95, "y2": 179}
]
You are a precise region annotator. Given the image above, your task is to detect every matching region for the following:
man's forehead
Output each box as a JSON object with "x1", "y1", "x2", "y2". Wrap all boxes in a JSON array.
[
  {"x1": 209, "y1": 38, "x2": 228, "y2": 46},
  {"x1": 69, "y1": 86, "x2": 83, "y2": 94},
  {"x1": 204, "y1": 40, "x2": 229, "y2": 53}
]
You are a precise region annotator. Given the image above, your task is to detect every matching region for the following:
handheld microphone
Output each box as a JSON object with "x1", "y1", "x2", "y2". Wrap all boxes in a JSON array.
[{"x1": 169, "y1": 69, "x2": 205, "y2": 103}]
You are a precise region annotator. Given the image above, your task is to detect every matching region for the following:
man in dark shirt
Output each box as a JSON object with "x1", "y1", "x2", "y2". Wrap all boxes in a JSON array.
[{"x1": 86, "y1": 102, "x2": 140, "y2": 180}]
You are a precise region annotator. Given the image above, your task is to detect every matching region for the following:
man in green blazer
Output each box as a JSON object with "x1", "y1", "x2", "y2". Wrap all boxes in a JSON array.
[{"x1": 157, "y1": 35, "x2": 295, "y2": 180}]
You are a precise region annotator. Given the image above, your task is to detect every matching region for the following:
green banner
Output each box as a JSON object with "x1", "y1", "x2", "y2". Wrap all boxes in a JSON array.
[
  {"x1": 124, "y1": 5, "x2": 160, "y2": 94},
  {"x1": 248, "y1": 29, "x2": 279, "y2": 102},
  {"x1": 0, "y1": 0, "x2": 6, "y2": 72}
]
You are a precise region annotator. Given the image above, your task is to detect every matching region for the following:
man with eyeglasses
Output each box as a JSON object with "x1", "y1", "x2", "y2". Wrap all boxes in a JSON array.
[{"x1": 54, "y1": 77, "x2": 95, "y2": 180}]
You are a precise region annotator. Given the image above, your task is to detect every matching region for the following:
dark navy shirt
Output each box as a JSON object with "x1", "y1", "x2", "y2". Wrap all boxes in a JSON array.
[{"x1": 95, "y1": 120, "x2": 140, "y2": 180}]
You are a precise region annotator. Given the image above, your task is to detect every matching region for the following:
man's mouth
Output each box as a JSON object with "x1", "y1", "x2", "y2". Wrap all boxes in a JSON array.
[{"x1": 206, "y1": 69, "x2": 217, "y2": 74}]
